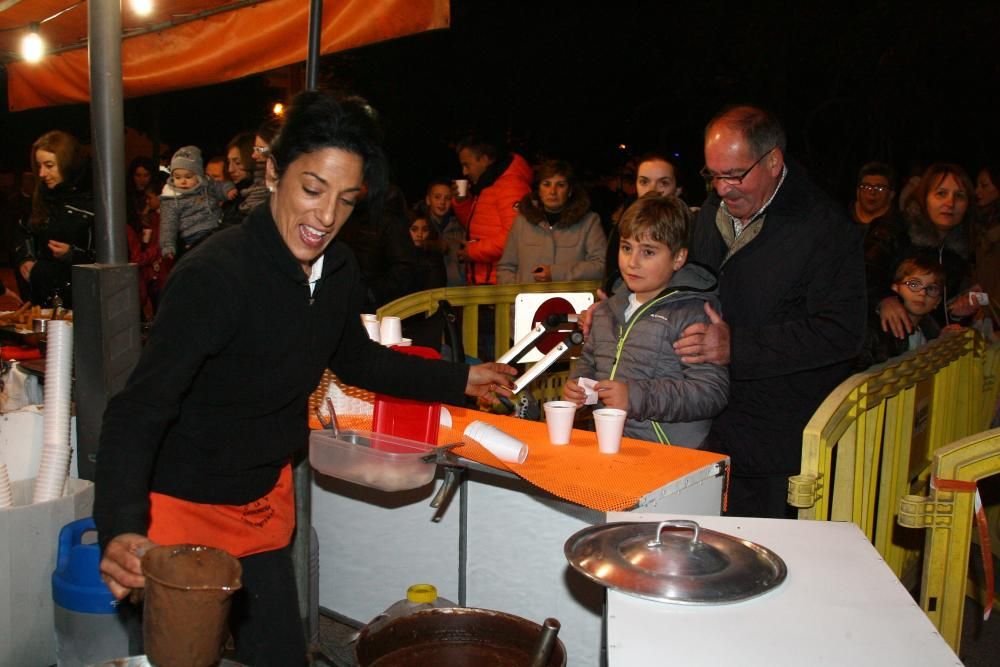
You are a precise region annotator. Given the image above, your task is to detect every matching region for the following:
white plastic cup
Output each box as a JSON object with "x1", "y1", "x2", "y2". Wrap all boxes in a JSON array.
[
  {"x1": 454, "y1": 179, "x2": 469, "y2": 198},
  {"x1": 380, "y1": 316, "x2": 402, "y2": 346},
  {"x1": 543, "y1": 401, "x2": 577, "y2": 445},
  {"x1": 361, "y1": 314, "x2": 381, "y2": 342},
  {"x1": 593, "y1": 408, "x2": 627, "y2": 454},
  {"x1": 396, "y1": 338, "x2": 412, "y2": 347},
  {"x1": 463, "y1": 421, "x2": 528, "y2": 464}
]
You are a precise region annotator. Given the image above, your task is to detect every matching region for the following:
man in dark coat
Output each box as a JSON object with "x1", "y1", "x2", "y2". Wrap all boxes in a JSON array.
[{"x1": 674, "y1": 105, "x2": 866, "y2": 518}]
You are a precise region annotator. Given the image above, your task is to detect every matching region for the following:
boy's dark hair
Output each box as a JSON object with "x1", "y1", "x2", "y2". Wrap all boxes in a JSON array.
[
  {"x1": 268, "y1": 90, "x2": 388, "y2": 208},
  {"x1": 618, "y1": 193, "x2": 691, "y2": 252},
  {"x1": 893, "y1": 255, "x2": 945, "y2": 284},
  {"x1": 426, "y1": 177, "x2": 451, "y2": 193},
  {"x1": 857, "y1": 161, "x2": 895, "y2": 188}
]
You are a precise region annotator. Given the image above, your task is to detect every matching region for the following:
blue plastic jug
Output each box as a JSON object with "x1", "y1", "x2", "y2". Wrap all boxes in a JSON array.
[{"x1": 52, "y1": 517, "x2": 133, "y2": 666}]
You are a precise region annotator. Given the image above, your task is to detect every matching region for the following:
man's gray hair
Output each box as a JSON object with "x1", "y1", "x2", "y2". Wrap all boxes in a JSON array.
[{"x1": 706, "y1": 105, "x2": 787, "y2": 158}]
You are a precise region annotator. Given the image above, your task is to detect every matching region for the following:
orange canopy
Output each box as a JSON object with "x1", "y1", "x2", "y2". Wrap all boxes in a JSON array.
[{"x1": 4, "y1": 0, "x2": 449, "y2": 111}]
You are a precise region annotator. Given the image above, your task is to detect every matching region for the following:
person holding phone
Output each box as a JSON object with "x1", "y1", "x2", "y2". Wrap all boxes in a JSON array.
[{"x1": 15, "y1": 130, "x2": 95, "y2": 308}]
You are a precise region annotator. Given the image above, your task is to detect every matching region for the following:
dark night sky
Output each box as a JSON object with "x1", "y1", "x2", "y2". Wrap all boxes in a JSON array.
[{"x1": 2, "y1": 1, "x2": 999, "y2": 205}]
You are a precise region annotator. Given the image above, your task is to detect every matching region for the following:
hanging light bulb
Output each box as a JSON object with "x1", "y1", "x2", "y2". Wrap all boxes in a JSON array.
[
  {"x1": 273, "y1": 103, "x2": 285, "y2": 116},
  {"x1": 21, "y1": 24, "x2": 44, "y2": 63},
  {"x1": 131, "y1": 0, "x2": 154, "y2": 16}
]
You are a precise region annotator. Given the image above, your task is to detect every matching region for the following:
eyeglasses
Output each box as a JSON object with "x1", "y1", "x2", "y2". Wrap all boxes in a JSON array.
[
  {"x1": 901, "y1": 279, "x2": 942, "y2": 297},
  {"x1": 252, "y1": 146, "x2": 270, "y2": 156},
  {"x1": 858, "y1": 183, "x2": 889, "y2": 193},
  {"x1": 700, "y1": 147, "x2": 775, "y2": 186}
]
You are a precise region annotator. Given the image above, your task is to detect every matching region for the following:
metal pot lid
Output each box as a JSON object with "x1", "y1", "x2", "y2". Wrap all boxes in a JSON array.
[{"x1": 564, "y1": 519, "x2": 786, "y2": 605}]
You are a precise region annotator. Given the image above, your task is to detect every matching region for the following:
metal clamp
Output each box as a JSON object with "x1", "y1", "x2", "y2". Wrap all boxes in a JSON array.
[{"x1": 430, "y1": 466, "x2": 465, "y2": 522}]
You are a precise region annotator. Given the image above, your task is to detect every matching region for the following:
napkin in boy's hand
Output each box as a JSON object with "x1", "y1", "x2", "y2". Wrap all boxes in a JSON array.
[{"x1": 577, "y1": 377, "x2": 599, "y2": 405}]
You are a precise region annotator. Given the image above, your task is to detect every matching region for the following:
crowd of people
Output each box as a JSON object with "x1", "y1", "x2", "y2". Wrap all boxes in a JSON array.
[
  {"x1": 10, "y1": 106, "x2": 999, "y2": 491},
  {"x1": 2, "y1": 92, "x2": 993, "y2": 664}
]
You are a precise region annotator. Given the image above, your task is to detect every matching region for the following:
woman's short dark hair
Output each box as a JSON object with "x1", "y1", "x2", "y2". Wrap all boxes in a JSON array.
[
  {"x1": 618, "y1": 192, "x2": 691, "y2": 252},
  {"x1": 534, "y1": 159, "x2": 576, "y2": 191},
  {"x1": 269, "y1": 90, "x2": 388, "y2": 209},
  {"x1": 256, "y1": 118, "x2": 283, "y2": 146},
  {"x1": 226, "y1": 132, "x2": 256, "y2": 178}
]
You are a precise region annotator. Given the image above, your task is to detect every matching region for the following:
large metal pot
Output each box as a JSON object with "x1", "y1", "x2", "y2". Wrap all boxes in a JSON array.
[{"x1": 355, "y1": 607, "x2": 567, "y2": 667}]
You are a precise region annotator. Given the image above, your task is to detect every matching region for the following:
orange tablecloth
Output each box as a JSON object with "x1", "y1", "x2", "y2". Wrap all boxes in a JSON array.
[{"x1": 332, "y1": 406, "x2": 728, "y2": 513}]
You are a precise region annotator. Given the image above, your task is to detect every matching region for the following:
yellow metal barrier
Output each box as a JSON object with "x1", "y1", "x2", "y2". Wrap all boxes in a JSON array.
[
  {"x1": 896, "y1": 427, "x2": 1000, "y2": 653},
  {"x1": 789, "y1": 329, "x2": 1000, "y2": 580},
  {"x1": 376, "y1": 281, "x2": 600, "y2": 363}
]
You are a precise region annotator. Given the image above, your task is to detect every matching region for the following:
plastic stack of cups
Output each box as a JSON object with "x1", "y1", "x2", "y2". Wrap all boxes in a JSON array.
[
  {"x1": 361, "y1": 314, "x2": 381, "y2": 342},
  {"x1": 33, "y1": 320, "x2": 74, "y2": 504},
  {"x1": 593, "y1": 408, "x2": 627, "y2": 454},
  {"x1": 0, "y1": 462, "x2": 12, "y2": 509},
  {"x1": 543, "y1": 401, "x2": 577, "y2": 445},
  {"x1": 464, "y1": 421, "x2": 529, "y2": 464},
  {"x1": 379, "y1": 316, "x2": 402, "y2": 346}
]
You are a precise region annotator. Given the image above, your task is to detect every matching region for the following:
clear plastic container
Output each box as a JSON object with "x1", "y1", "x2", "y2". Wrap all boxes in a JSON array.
[
  {"x1": 309, "y1": 429, "x2": 436, "y2": 492},
  {"x1": 365, "y1": 584, "x2": 456, "y2": 634}
]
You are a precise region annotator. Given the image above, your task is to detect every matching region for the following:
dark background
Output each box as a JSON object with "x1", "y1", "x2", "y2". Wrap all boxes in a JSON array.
[{"x1": 2, "y1": 1, "x2": 999, "y2": 205}]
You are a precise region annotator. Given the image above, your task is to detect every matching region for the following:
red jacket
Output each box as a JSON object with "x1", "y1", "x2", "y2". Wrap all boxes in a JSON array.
[{"x1": 452, "y1": 153, "x2": 532, "y2": 285}]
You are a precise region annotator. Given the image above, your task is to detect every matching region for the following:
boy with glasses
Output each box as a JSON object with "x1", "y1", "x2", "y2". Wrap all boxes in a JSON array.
[{"x1": 857, "y1": 255, "x2": 948, "y2": 368}]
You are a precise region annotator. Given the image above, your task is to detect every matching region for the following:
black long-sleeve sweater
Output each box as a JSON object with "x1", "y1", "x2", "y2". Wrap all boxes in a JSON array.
[{"x1": 94, "y1": 203, "x2": 468, "y2": 547}]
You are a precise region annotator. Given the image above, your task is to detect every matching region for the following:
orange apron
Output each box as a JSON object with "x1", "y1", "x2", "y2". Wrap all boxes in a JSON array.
[{"x1": 148, "y1": 463, "x2": 295, "y2": 558}]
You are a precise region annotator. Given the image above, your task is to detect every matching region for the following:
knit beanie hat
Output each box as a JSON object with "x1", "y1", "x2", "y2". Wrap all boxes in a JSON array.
[{"x1": 170, "y1": 145, "x2": 204, "y2": 176}]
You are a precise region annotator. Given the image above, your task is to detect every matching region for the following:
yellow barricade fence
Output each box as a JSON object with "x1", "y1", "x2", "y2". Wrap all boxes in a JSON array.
[
  {"x1": 789, "y1": 329, "x2": 1000, "y2": 580},
  {"x1": 896, "y1": 427, "x2": 1000, "y2": 653}
]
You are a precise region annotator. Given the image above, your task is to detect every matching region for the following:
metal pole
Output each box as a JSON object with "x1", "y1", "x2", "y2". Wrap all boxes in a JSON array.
[
  {"x1": 305, "y1": 0, "x2": 322, "y2": 90},
  {"x1": 88, "y1": 0, "x2": 127, "y2": 265},
  {"x1": 295, "y1": 0, "x2": 324, "y2": 640}
]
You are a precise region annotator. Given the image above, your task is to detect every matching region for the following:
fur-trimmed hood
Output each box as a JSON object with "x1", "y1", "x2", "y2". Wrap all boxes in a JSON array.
[
  {"x1": 905, "y1": 212, "x2": 972, "y2": 262},
  {"x1": 517, "y1": 187, "x2": 592, "y2": 228}
]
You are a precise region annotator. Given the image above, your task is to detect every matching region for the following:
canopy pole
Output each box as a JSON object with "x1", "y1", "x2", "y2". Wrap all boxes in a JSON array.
[
  {"x1": 74, "y1": 0, "x2": 141, "y2": 481},
  {"x1": 305, "y1": 0, "x2": 322, "y2": 90},
  {"x1": 295, "y1": 0, "x2": 324, "y2": 647},
  {"x1": 88, "y1": 0, "x2": 127, "y2": 265}
]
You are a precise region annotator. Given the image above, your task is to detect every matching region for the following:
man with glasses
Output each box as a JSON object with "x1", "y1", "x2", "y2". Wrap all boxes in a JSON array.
[
  {"x1": 673, "y1": 105, "x2": 865, "y2": 518},
  {"x1": 852, "y1": 162, "x2": 896, "y2": 227}
]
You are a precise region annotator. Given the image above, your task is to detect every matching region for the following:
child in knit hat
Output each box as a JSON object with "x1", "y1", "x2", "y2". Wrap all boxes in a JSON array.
[{"x1": 159, "y1": 145, "x2": 236, "y2": 259}]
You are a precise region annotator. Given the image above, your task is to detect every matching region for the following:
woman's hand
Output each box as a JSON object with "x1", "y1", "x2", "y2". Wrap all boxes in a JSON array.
[
  {"x1": 562, "y1": 378, "x2": 586, "y2": 406},
  {"x1": 532, "y1": 265, "x2": 552, "y2": 282},
  {"x1": 465, "y1": 362, "x2": 518, "y2": 407},
  {"x1": 595, "y1": 379, "x2": 628, "y2": 411},
  {"x1": 48, "y1": 240, "x2": 72, "y2": 259},
  {"x1": 99, "y1": 533, "x2": 157, "y2": 600},
  {"x1": 18, "y1": 260, "x2": 35, "y2": 282}
]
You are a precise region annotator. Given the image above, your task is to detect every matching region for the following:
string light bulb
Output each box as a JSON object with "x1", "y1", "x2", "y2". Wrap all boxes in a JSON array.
[
  {"x1": 273, "y1": 103, "x2": 285, "y2": 116},
  {"x1": 131, "y1": 0, "x2": 154, "y2": 16},
  {"x1": 21, "y1": 24, "x2": 44, "y2": 63}
]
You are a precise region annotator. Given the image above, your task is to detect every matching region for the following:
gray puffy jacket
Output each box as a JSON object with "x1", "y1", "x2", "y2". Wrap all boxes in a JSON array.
[{"x1": 574, "y1": 263, "x2": 729, "y2": 447}]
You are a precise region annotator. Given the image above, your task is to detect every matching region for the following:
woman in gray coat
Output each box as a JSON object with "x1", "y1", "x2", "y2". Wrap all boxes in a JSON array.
[{"x1": 497, "y1": 159, "x2": 606, "y2": 284}]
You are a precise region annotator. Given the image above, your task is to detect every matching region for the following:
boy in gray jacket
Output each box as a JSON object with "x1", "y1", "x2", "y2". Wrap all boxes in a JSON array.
[
  {"x1": 564, "y1": 194, "x2": 728, "y2": 447},
  {"x1": 159, "y1": 145, "x2": 236, "y2": 259}
]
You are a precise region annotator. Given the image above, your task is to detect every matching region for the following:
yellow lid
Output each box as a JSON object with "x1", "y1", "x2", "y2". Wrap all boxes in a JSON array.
[{"x1": 406, "y1": 583, "x2": 438, "y2": 604}]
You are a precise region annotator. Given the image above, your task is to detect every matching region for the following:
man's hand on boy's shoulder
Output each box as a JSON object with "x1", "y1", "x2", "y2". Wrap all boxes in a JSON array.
[{"x1": 674, "y1": 302, "x2": 731, "y2": 365}]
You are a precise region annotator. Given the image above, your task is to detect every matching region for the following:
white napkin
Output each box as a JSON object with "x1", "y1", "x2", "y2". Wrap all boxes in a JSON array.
[{"x1": 578, "y1": 377, "x2": 599, "y2": 405}]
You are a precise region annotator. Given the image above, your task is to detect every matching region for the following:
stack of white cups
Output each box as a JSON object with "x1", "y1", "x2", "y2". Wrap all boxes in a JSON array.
[
  {"x1": 32, "y1": 320, "x2": 74, "y2": 504},
  {"x1": 0, "y1": 462, "x2": 12, "y2": 509}
]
